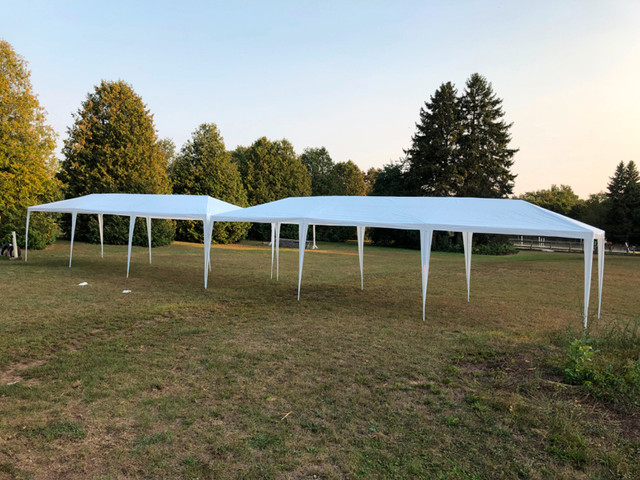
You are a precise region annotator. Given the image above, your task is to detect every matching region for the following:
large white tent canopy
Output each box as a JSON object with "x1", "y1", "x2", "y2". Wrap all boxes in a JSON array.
[
  {"x1": 212, "y1": 196, "x2": 605, "y2": 327},
  {"x1": 25, "y1": 193, "x2": 241, "y2": 287}
]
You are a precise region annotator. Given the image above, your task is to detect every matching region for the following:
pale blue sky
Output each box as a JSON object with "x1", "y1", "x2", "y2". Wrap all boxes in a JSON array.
[{"x1": 3, "y1": 1, "x2": 639, "y2": 197}]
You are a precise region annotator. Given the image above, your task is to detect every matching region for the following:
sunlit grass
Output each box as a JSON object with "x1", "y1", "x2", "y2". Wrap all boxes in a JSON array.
[{"x1": 1, "y1": 240, "x2": 638, "y2": 479}]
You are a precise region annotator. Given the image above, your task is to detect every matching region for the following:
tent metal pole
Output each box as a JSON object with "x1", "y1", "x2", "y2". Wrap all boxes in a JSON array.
[
  {"x1": 312, "y1": 224, "x2": 318, "y2": 249},
  {"x1": 597, "y1": 236, "x2": 604, "y2": 319},
  {"x1": 69, "y1": 212, "x2": 77, "y2": 268},
  {"x1": 583, "y1": 235, "x2": 594, "y2": 329},
  {"x1": 357, "y1": 226, "x2": 365, "y2": 290},
  {"x1": 275, "y1": 222, "x2": 281, "y2": 281},
  {"x1": 203, "y1": 217, "x2": 213, "y2": 288},
  {"x1": 146, "y1": 216, "x2": 152, "y2": 264},
  {"x1": 98, "y1": 214, "x2": 104, "y2": 258},
  {"x1": 420, "y1": 229, "x2": 434, "y2": 321},
  {"x1": 126, "y1": 215, "x2": 136, "y2": 278},
  {"x1": 24, "y1": 211, "x2": 30, "y2": 262},
  {"x1": 297, "y1": 222, "x2": 309, "y2": 300},
  {"x1": 462, "y1": 232, "x2": 473, "y2": 302},
  {"x1": 270, "y1": 222, "x2": 275, "y2": 279}
]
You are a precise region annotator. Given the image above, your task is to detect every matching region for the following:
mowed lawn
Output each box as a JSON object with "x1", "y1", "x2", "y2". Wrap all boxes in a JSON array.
[{"x1": 1, "y1": 239, "x2": 639, "y2": 479}]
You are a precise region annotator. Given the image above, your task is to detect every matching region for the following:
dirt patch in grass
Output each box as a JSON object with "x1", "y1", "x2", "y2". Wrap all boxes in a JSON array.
[{"x1": 0, "y1": 358, "x2": 46, "y2": 386}]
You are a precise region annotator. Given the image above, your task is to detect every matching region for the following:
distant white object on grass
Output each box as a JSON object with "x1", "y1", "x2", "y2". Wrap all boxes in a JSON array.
[
  {"x1": 122, "y1": 290, "x2": 131, "y2": 294},
  {"x1": 77, "y1": 282, "x2": 88, "y2": 286}
]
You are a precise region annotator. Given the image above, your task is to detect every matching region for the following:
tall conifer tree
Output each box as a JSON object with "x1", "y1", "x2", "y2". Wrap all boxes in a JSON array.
[
  {"x1": 458, "y1": 73, "x2": 517, "y2": 197},
  {"x1": 406, "y1": 82, "x2": 463, "y2": 195}
]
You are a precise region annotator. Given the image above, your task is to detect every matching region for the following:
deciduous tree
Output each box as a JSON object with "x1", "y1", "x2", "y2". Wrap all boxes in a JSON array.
[
  {"x1": 519, "y1": 184, "x2": 582, "y2": 216},
  {"x1": 59, "y1": 80, "x2": 173, "y2": 246},
  {"x1": 170, "y1": 123, "x2": 248, "y2": 243},
  {"x1": 234, "y1": 137, "x2": 311, "y2": 239},
  {"x1": 0, "y1": 40, "x2": 61, "y2": 249}
]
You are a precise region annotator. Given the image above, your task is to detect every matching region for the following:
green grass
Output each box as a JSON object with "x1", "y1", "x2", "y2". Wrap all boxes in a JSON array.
[{"x1": 1, "y1": 239, "x2": 639, "y2": 479}]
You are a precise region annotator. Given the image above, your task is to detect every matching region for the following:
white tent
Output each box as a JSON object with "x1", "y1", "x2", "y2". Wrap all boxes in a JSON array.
[
  {"x1": 213, "y1": 196, "x2": 605, "y2": 327},
  {"x1": 25, "y1": 193, "x2": 241, "y2": 287}
]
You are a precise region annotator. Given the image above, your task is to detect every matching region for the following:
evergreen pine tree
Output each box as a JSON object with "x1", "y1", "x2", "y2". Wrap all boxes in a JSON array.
[
  {"x1": 607, "y1": 161, "x2": 640, "y2": 243},
  {"x1": 0, "y1": 40, "x2": 61, "y2": 249},
  {"x1": 170, "y1": 123, "x2": 248, "y2": 243},
  {"x1": 406, "y1": 82, "x2": 463, "y2": 195},
  {"x1": 458, "y1": 73, "x2": 517, "y2": 197},
  {"x1": 59, "y1": 80, "x2": 174, "y2": 246}
]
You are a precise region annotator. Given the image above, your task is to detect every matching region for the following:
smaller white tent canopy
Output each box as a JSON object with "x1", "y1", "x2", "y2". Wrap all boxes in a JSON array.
[
  {"x1": 25, "y1": 193, "x2": 241, "y2": 287},
  {"x1": 213, "y1": 196, "x2": 605, "y2": 327}
]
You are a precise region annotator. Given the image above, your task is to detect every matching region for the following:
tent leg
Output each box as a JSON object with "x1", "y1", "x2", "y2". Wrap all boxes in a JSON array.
[
  {"x1": 270, "y1": 222, "x2": 275, "y2": 279},
  {"x1": 146, "y1": 216, "x2": 152, "y2": 264},
  {"x1": 583, "y1": 235, "x2": 594, "y2": 329},
  {"x1": 420, "y1": 229, "x2": 434, "y2": 321},
  {"x1": 357, "y1": 226, "x2": 365, "y2": 290},
  {"x1": 204, "y1": 218, "x2": 213, "y2": 288},
  {"x1": 98, "y1": 214, "x2": 104, "y2": 258},
  {"x1": 297, "y1": 222, "x2": 309, "y2": 300},
  {"x1": 462, "y1": 232, "x2": 473, "y2": 302},
  {"x1": 275, "y1": 222, "x2": 281, "y2": 281},
  {"x1": 69, "y1": 212, "x2": 77, "y2": 268},
  {"x1": 24, "y1": 211, "x2": 30, "y2": 262},
  {"x1": 597, "y1": 236, "x2": 604, "y2": 319},
  {"x1": 126, "y1": 215, "x2": 136, "y2": 278},
  {"x1": 312, "y1": 224, "x2": 318, "y2": 249}
]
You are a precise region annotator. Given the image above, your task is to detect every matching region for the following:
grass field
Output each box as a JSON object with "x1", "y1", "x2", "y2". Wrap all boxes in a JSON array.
[{"x1": 1, "y1": 239, "x2": 639, "y2": 479}]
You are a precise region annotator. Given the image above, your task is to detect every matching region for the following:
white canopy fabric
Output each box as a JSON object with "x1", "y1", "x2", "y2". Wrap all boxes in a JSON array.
[
  {"x1": 213, "y1": 196, "x2": 605, "y2": 327},
  {"x1": 25, "y1": 193, "x2": 242, "y2": 287}
]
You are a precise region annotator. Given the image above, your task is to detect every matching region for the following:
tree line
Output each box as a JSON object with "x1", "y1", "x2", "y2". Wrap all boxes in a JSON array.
[{"x1": 1, "y1": 40, "x2": 638, "y2": 251}]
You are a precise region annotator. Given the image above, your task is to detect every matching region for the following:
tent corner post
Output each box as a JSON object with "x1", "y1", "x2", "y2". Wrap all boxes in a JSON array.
[
  {"x1": 24, "y1": 211, "x2": 30, "y2": 262},
  {"x1": 597, "y1": 235, "x2": 605, "y2": 319},
  {"x1": 97, "y1": 213, "x2": 104, "y2": 258},
  {"x1": 69, "y1": 211, "x2": 78, "y2": 268},
  {"x1": 357, "y1": 226, "x2": 365, "y2": 290},
  {"x1": 275, "y1": 222, "x2": 281, "y2": 281},
  {"x1": 297, "y1": 222, "x2": 309, "y2": 301},
  {"x1": 462, "y1": 232, "x2": 473, "y2": 302},
  {"x1": 582, "y1": 234, "x2": 594, "y2": 330},
  {"x1": 126, "y1": 215, "x2": 136, "y2": 278},
  {"x1": 419, "y1": 228, "x2": 434, "y2": 321},
  {"x1": 146, "y1": 216, "x2": 152, "y2": 265}
]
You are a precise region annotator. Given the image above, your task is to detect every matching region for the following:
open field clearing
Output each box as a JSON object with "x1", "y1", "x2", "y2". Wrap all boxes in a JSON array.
[{"x1": 1, "y1": 240, "x2": 639, "y2": 479}]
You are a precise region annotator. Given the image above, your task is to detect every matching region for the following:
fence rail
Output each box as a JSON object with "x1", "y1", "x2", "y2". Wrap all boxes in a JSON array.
[{"x1": 509, "y1": 236, "x2": 637, "y2": 255}]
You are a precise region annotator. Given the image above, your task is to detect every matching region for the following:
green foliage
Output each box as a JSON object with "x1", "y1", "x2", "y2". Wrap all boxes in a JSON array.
[
  {"x1": 234, "y1": 137, "x2": 311, "y2": 240},
  {"x1": 458, "y1": 73, "x2": 517, "y2": 197},
  {"x1": 300, "y1": 147, "x2": 340, "y2": 195},
  {"x1": 519, "y1": 184, "x2": 582, "y2": 217},
  {"x1": 58, "y1": 80, "x2": 174, "y2": 246},
  {"x1": 406, "y1": 74, "x2": 516, "y2": 199},
  {"x1": 564, "y1": 338, "x2": 599, "y2": 385},
  {"x1": 564, "y1": 336, "x2": 640, "y2": 405},
  {"x1": 170, "y1": 123, "x2": 249, "y2": 244},
  {"x1": 406, "y1": 81, "x2": 464, "y2": 196},
  {"x1": 0, "y1": 40, "x2": 61, "y2": 248},
  {"x1": 606, "y1": 160, "x2": 640, "y2": 243},
  {"x1": 364, "y1": 167, "x2": 378, "y2": 195},
  {"x1": 569, "y1": 192, "x2": 608, "y2": 230},
  {"x1": 158, "y1": 138, "x2": 176, "y2": 167},
  {"x1": 334, "y1": 160, "x2": 366, "y2": 196}
]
